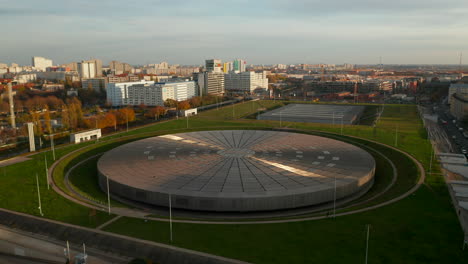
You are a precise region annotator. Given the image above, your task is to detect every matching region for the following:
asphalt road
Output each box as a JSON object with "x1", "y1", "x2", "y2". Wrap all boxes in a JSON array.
[{"x1": 433, "y1": 103, "x2": 468, "y2": 154}]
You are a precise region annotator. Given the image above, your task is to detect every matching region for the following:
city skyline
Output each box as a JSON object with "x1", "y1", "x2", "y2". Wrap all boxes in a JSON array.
[{"x1": 1, "y1": 0, "x2": 467, "y2": 65}]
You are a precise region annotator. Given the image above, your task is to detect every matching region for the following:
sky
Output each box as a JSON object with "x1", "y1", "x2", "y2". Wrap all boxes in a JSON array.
[{"x1": 1, "y1": 0, "x2": 468, "y2": 66}]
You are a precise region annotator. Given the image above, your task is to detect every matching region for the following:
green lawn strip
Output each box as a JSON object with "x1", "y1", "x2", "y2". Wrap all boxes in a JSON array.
[
  {"x1": 0, "y1": 152, "x2": 114, "y2": 227},
  {"x1": 103, "y1": 186, "x2": 467, "y2": 264},
  {"x1": 68, "y1": 155, "x2": 128, "y2": 207}
]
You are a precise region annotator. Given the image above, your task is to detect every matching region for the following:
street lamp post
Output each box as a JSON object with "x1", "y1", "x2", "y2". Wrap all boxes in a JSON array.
[
  {"x1": 365, "y1": 224, "x2": 371, "y2": 264},
  {"x1": 280, "y1": 110, "x2": 282, "y2": 127},
  {"x1": 51, "y1": 134, "x2": 56, "y2": 161},
  {"x1": 169, "y1": 193, "x2": 173, "y2": 242},
  {"x1": 341, "y1": 114, "x2": 344, "y2": 135},
  {"x1": 333, "y1": 175, "x2": 337, "y2": 218},
  {"x1": 106, "y1": 175, "x2": 111, "y2": 215},
  {"x1": 395, "y1": 125, "x2": 399, "y2": 147},
  {"x1": 35, "y1": 173, "x2": 43, "y2": 216},
  {"x1": 44, "y1": 154, "x2": 49, "y2": 190}
]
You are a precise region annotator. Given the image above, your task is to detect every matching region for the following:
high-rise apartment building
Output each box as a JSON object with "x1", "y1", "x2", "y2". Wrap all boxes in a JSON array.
[
  {"x1": 106, "y1": 80, "x2": 196, "y2": 106},
  {"x1": 92, "y1": 58, "x2": 103, "y2": 77},
  {"x1": 78, "y1": 61, "x2": 96, "y2": 78},
  {"x1": 205, "y1": 59, "x2": 222, "y2": 73},
  {"x1": 223, "y1": 62, "x2": 233, "y2": 73},
  {"x1": 197, "y1": 72, "x2": 225, "y2": 96},
  {"x1": 109, "y1": 60, "x2": 133, "y2": 75},
  {"x1": 225, "y1": 71, "x2": 268, "y2": 94},
  {"x1": 32, "y1": 56, "x2": 53, "y2": 71},
  {"x1": 233, "y1": 59, "x2": 246, "y2": 72}
]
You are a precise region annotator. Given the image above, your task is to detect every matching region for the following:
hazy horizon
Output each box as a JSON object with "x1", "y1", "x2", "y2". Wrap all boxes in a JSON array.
[{"x1": 1, "y1": 0, "x2": 467, "y2": 66}]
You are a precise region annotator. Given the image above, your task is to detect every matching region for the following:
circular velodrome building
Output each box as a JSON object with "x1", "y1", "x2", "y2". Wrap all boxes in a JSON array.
[{"x1": 98, "y1": 130, "x2": 376, "y2": 212}]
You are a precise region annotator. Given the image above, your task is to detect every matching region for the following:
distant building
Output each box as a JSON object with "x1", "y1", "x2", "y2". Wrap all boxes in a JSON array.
[
  {"x1": 109, "y1": 60, "x2": 133, "y2": 75},
  {"x1": 223, "y1": 62, "x2": 233, "y2": 73},
  {"x1": 205, "y1": 59, "x2": 222, "y2": 73},
  {"x1": 36, "y1": 71, "x2": 80, "y2": 82},
  {"x1": 78, "y1": 61, "x2": 96, "y2": 78},
  {"x1": 42, "y1": 83, "x2": 64, "y2": 91},
  {"x1": 70, "y1": 129, "x2": 102, "y2": 144},
  {"x1": 106, "y1": 80, "x2": 197, "y2": 106},
  {"x1": 232, "y1": 59, "x2": 246, "y2": 72},
  {"x1": 82, "y1": 78, "x2": 107, "y2": 91},
  {"x1": 197, "y1": 72, "x2": 225, "y2": 96},
  {"x1": 32, "y1": 56, "x2": 53, "y2": 71},
  {"x1": 450, "y1": 93, "x2": 468, "y2": 121},
  {"x1": 14, "y1": 73, "x2": 37, "y2": 84},
  {"x1": 224, "y1": 71, "x2": 268, "y2": 94},
  {"x1": 107, "y1": 74, "x2": 140, "y2": 83},
  {"x1": 448, "y1": 83, "x2": 468, "y2": 104}
]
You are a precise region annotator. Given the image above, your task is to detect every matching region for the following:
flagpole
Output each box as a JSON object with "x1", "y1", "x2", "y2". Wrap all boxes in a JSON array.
[{"x1": 36, "y1": 173, "x2": 43, "y2": 216}]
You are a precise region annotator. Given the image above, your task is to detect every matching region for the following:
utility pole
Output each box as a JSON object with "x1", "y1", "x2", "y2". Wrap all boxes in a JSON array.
[
  {"x1": 333, "y1": 112, "x2": 335, "y2": 126},
  {"x1": 365, "y1": 224, "x2": 371, "y2": 264},
  {"x1": 341, "y1": 114, "x2": 344, "y2": 135},
  {"x1": 126, "y1": 111, "x2": 129, "y2": 133},
  {"x1": 186, "y1": 115, "x2": 189, "y2": 129},
  {"x1": 51, "y1": 134, "x2": 56, "y2": 161},
  {"x1": 333, "y1": 174, "x2": 337, "y2": 218},
  {"x1": 106, "y1": 175, "x2": 111, "y2": 215},
  {"x1": 169, "y1": 193, "x2": 173, "y2": 242},
  {"x1": 44, "y1": 154, "x2": 49, "y2": 190},
  {"x1": 36, "y1": 173, "x2": 43, "y2": 216},
  {"x1": 280, "y1": 110, "x2": 282, "y2": 127},
  {"x1": 395, "y1": 125, "x2": 398, "y2": 147},
  {"x1": 429, "y1": 145, "x2": 434, "y2": 175},
  {"x1": 65, "y1": 241, "x2": 71, "y2": 262}
]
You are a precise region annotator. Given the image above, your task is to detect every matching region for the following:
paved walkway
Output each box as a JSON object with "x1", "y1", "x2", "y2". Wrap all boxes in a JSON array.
[{"x1": 0, "y1": 156, "x2": 31, "y2": 168}]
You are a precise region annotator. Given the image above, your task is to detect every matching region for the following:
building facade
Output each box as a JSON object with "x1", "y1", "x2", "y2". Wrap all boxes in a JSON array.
[
  {"x1": 197, "y1": 72, "x2": 225, "y2": 96},
  {"x1": 82, "y1": 78, "x2": 107, "y2": 91},
  {"x1": 450, "y1": 93, "x2": 468, "y2": 121},
  {"x1": 78, "y1": 61, "x2": 96, "y2": 78},
  {"x1": 224, "y1": 71, "x2": 268, "y2": 93},
  {"x1": 32, "y1": 56, "x2": 53, "y2": 71},
  {"x1": 449, "y1": 83, "x2": 468, "y2": 105},
  {"x1": 106, "y1": 80, "x2": 196, "y2": 106},
  {"x1": 233, "y1": 59, "x2": 246, "y2": 72},
  {"x1": 205, "y1": 59, "x2": 222, "y2": 73}
]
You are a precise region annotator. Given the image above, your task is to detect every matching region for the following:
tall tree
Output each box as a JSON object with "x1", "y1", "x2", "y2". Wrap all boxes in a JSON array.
[{"x1": 43, "y1": 105, "x2": 52, "y2": 134}]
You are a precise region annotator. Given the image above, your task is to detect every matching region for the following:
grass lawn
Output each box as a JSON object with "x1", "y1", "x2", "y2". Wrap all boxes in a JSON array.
[
  {"x1": 0, "y1": 150, "x2": 114, "y2": 227},
  {"x1": 0, "y1": 100, "x2": 465, "y2": 263},
  {"x1": 105, "y1": 185, "x2": 464, "y2": 264}
]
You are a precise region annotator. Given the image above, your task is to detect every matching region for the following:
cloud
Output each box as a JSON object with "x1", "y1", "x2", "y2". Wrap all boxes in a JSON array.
[{"x1": 0, "y1": 0, "x2": 467, "y2": 65}]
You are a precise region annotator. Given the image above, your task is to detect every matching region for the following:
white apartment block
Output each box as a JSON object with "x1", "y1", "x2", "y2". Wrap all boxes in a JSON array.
[
  {"x1": 78, "y1": 61, "x2": 96, "y2": 78},
  {"x1": 106, "y1": 80, "x2": 196, "y2": 106},
  {"x1": 224, "y1": 71, "x2": 268, "y2": 93},
  {"x1": 32, "y1": 56, "x2": 53, "y2": 71}
]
